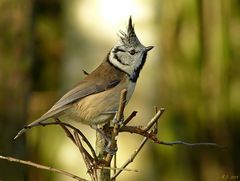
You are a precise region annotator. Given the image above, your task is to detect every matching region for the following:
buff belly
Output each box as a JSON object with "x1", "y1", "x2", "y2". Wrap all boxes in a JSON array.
[{"x1": 63, "y1": 80, "x2": 136, "y2": 125}]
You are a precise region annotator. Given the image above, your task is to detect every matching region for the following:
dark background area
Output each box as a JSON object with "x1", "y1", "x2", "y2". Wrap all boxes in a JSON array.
[{"x1": 0, "y1": 0, "x2": 239, "y2": 180}]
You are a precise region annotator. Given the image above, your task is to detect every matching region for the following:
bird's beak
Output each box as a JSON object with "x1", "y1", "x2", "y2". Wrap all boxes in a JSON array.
[{"x1": 145, "y1": 46, "x2": 154, "y2": 52}]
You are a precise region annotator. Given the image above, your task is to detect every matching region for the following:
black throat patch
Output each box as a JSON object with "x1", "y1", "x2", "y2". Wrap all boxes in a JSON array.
[{"x1": 129, "y1": 52, "x2": 147, "y2": 82}]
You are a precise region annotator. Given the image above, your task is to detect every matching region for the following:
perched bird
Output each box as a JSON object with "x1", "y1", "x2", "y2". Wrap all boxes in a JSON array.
[{"x1": 14, "y1": 17, "x2": 153, "y2": 139}]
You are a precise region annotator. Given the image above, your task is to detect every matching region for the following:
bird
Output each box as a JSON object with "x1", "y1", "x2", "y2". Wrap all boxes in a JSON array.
[{"x1": 14, "y1": 16, "x2": 153, "y2": 139}]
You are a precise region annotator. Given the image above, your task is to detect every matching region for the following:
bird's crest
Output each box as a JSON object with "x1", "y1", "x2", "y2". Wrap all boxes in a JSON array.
[{"x1": 119, "y1": 16, "x2": 142, "y2": 47}]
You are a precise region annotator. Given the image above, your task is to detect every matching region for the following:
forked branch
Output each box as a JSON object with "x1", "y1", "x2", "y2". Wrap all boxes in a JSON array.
[{"x1": 0, "y1": 89, "x2": 225, "y2": 181}]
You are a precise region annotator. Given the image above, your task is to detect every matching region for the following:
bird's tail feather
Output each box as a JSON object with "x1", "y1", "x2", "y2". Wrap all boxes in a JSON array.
[
  {"x1": 14, "y1": 116, "x2": 49, "y2": 139},
  {"x1": 14, "y1": 105, "x2": 70, "y2": 139}
]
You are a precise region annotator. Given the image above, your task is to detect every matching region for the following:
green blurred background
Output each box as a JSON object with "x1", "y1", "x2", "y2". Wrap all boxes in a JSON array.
[{"x1": 0, "y1": 0, "x2": 240, "y2": 180}]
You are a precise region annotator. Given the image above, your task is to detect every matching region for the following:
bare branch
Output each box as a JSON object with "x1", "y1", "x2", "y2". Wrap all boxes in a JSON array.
[
  {"x1": 0, "y1": 155, "x2": 87, "y2": 181},
  {"x1": 111, "y1": 107, "x2": 164, "y2": 180},
  {"x1": 143, "y1": 108, "x2": 165, "y2": 132},
  {"x1": 74, "y1": 131, "x2": 98, "y2": 181},
  {"x1": 105, "y1": 89, "x2": 127, "y2": 164},
  {"x1": 12, "y1": 99, "x2": 223, "y2": 181},
  {"x1": 116, "y1": 89, "x2": 127, "y2": 123},
  {"x1": 112, "y1": 92, "x2": 131, "y2": 180},
  {"x1": 36, "y1": 121, "x2": 97, "y2": 160},
  {"x1": 120, "y1": 126, "x2": 224, "y2": 148},
  {"x1": 111, "y1": 137, "x2": 148, "y2": 180},
  {"x1": 153, "y1": 106, "x2": 159, "y2": 134},
  {"x1": 55, "y1": 118, "x2": 76, "y2": 144},
  {"x1": 120, "y1": 126, "x2": 224, "y2": 147},
  {"x1": 98, "y1": 166, "x2": 138, "y2": 172},
  {"x1": 113, "y1": 154, "x2": 117, "y2": 181},
  {"x1": 158, "y1": 140, "x2": 225, "y2": 148},
  {"x1": 122, "y1": 111, "x2": 137, "y2": 126}
]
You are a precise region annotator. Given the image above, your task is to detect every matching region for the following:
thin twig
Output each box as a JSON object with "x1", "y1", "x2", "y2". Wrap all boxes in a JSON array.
[
  {"x1": 105, "y1": 89, "x2": 127, "y2": 164},
  {"x1": 158, "y1": 141, "x2": 225, "y2": 148},
  {"x1": 122, "y1": 111, "x2": 137, "y2": 126},
  {"x1": 13, "y1": 102, "x2": 223, "y2": 181},
  {"x1": 98, "y1": 166, "x2": 138, "y2": 172},
  {"x1": 120, "y1": 125, "x2": 153, "y2": 137},
  {"x1": 143, "y1": 108, "x2": 165, "y2": 132},
  {"x1": 111, "y1": 106, "x2": 164, "y2": 180},
  {"x1": 113, "y1": 154, "x2": 117, "y2": 181},
  {"x1": 74, "y1": 131, "x2": 98, "y2": 181},
  {"x1": 37, "y1": 121, "x2": 97, "y2": 160},
  {"x1": 111, "y1": 137, "x2": 149, "y2": 180},
  {"x1": 116, "y1": 89, "x2": 127, "y2": 123},
  {"x1": 55, "y1": 118, "x2": 76, "y2": 144},
  {"x1": 0, "y1": 155, "x2": 87, "y2": 181},
  {"x1": 112, "y1": 89, "x2": 128, "y2": 180},
  {"x1": 120, "y1": 126, "x2": 224, "y2": 148},
  {"x1": 153, "y1": 106, "x2": 158, "y2": 134}
]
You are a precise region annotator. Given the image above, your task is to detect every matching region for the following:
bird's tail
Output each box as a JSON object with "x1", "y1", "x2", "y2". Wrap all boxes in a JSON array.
[
  {"x1": 14, "y1": 105, "x2": 71, "y2": 139},
  {"x1": 14, "y1": 116, "x2": 48, "y2": 139}
]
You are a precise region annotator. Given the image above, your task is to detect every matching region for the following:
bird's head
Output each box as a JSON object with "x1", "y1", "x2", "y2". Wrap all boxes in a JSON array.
[{"x1": 109, "y1": 16, "x2": 153, "y2": 82}]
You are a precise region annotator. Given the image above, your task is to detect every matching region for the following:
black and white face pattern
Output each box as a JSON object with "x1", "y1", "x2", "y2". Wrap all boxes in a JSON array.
[
  {"x1": 108, "y1": 17, "x2": 153, "y2": 82},
  {"x1": 109, "y1": 42, "x2": 152, "y2": 82}
]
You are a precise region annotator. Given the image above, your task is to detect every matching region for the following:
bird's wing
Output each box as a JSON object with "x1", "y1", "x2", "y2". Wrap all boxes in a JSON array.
[
  {"x1": 38, "y1": 78, "x2": 120, "y2": 122},
  {"x1": 14, "y1": 60, "x2": 125, "y2": 139}
]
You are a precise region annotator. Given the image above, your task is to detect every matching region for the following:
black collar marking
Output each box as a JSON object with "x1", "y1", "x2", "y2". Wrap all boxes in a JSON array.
[
  {"x1": 129, "y1": 52, "x2": 147, "y2": 82},
  {"x1": 107, "y1": 52, "x2": 148, "y2": 83}
]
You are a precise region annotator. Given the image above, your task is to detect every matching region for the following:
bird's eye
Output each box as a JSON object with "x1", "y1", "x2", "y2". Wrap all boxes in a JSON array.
[{"x1": 129, "y1": 49, "x2": 136, "y2": 55}]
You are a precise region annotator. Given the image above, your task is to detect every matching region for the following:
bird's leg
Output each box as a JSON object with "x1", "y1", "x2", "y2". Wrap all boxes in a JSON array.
[
  {"x1": 91, "y1": 124, "x2": 117, "y2": 155},
  {"x1": 102, "y1": 111, "x2": 124, "y2": 125},
  {"x1": 112, "y1": 112, "x2": 124, "y2": 126},
  {"x1": 91, "y1": 124, "x2": 111, "y2": 142},
  {"x1": 105, "y1": 143, "x2": 117, "y2": 155}
]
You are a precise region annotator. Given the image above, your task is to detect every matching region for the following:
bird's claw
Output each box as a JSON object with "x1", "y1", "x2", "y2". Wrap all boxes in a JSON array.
[
  {"x1": 105, "y1": 140, "x2": 118, "y2": 155},
  {"x1": 112, "y1": 114, "x2": 124, "y2": 126}
]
